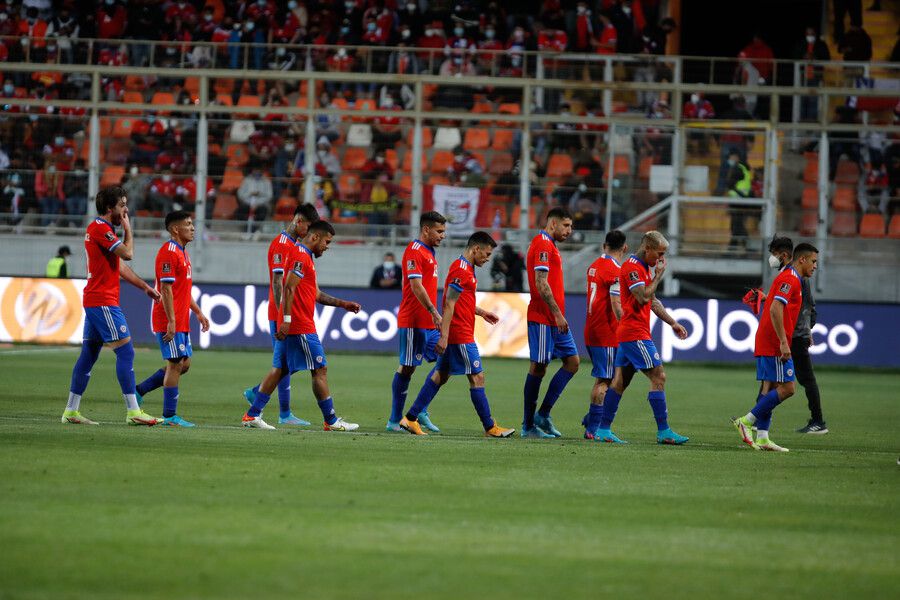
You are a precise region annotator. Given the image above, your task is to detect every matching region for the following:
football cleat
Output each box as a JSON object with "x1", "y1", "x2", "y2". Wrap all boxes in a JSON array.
[
  {"x1": 385, "y1": 420, "x2": 403, "y2": 432},
  {"x1": 520, "y1": 426, "x2": 556, "y2": 439},
  {"x1": 484, "y1": 423, "x2": 515, "y2": 438},
  {"x1": 61, "y1": 410, "x2": 98, "y2": 425},
  {"x1": 756, "y1": 438, "x2": 789, "y2": 452},
  {"x1": 242, "y1": 414, "x2": 275, "y2": 429},
  {"x1": 417, "y1": 411, "x2": 440, "y2": 433},
  {"x1": 160, "y1": 415, "x2": 195, "y2": 427},
  {"x1": 796, "y1": 420, "x2": 828, "y2": 434},
  {"x1": 324, "y1": 417, "x2": 359, "y2": 432},
  {"x1": 534, "y1": 414, "x2": 562, "y2": 437},
  {"x1": 657, "y1": 428, "x2": 689, "y2": 445},
  {"x1": 593, "y1": 428, "x2": 628, "y2": 444},
  {"x1": 279, "y1": 413, "x2": 311, "y2": 426},
  {"x1": 732, "y1": 416, "x2": 759, "y2": 449},
  {"x1": 126, "y1": 409, "x2": 160, "y2": 426},
  {"x1": 399, "y1": 416, "x2": 427, "y2": 435}
]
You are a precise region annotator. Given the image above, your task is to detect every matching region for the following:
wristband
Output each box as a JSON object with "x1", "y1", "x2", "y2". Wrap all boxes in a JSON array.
[{"x1": 283, "y1": 316, "x2": 291, "y2": 323}]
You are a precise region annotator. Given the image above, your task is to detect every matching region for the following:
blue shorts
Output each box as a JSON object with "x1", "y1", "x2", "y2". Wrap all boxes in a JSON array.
[
  {"x1": 273, "y1": 333, "x2": 328, "y2": 374},
  {"x1": 83, "y1": 305, "x2": 130, "y2": 343},
  {"x1": 268, "y1": 320, "x2": 279, "y2": 347},
  {"x1": 398, "y1": 327, "x2": 439, "y2": 367},
  {"x1": 435, "y1": 342, "x2": 483, "y2": 376},
  {"x1": 527, "y1": 322, "x2": 579, "y2": 364},
  {"x1": 615, "y1": 339, "x2": 662, "y2": 370},
  {"x1": 587, "y1": 345, "x2": 616, "y2": 379},
  {"x1": 756, "y1": 356, "x2": 796, "y2": 383},
  {"x1": 156, "y1": 332, "x2": 192, "y2": 360}
]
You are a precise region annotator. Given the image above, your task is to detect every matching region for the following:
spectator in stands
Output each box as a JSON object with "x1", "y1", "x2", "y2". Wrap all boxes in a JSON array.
[
  {"x1": 399, "y1": 2, "x2": 425, "y2": 40},
  {"x1": 299, "y1": 173, "x2": 336, "y2": 216},
  {"x1": 49, "y1": 5, "x2": 79, "y2": 64},
  {"x1": 723, "y1": 150, "x2": 753, "y2": 251},
  {"x1": 417, "y1": 21, "x2": 447, "y2": 71},
  {"x1": 859, "y1": 164, "x2": 889, "y2": 215},
  {"x1": 122, "y1": 164, "x2": 150, "y2": 213},
  {"x1": 302, "y1": 136, "x2": 340, "y2": 179},
  {"x1": 176, "y1": 174, "x2": 216, "y2": 218},
  {"x1": 362, "y1": 147, "x2": 394, "y2": 181},
  {"x1": 372, "y1": 93, "x2": 403, "y2": 147},
  {"x1": 476, "y1": 22, "x2": 504, "y2": 75},
  {"x1": 155, "y1": 137, "x2": 189, "y2": 174},
  {"x1": 496, "y1": 159, "x2": 540, "y2": 228},
  {"x1": 196, "y1": 5, "x2": 219, "y2": 42},
  {"x1": 645, "y1": 17, "x2": 677, "y2": 55},
  {"x1": 594, "y1": 14, "x2": 617, "y2": 56},
  {"x1": 833, "y1": 0, "x2": 863, "y2": 46},
  {"x1": 42, "y1": 132, "x2": 74, "y2": 171},
  {"x1": 2, "y1": 171, "x2": 26, "y2": 227},
  {"x1": 549, "y1": 101, "x2": 580, "y2": 154},
  {"x1": 62, "y1": 159, "x2": 87, "y2": 228},
  {"x1": 285, "y1": 1, "x2": 309, "y2": 40},
  {"x1": 839, "y1": 23, "x2": 873, "y2": 62},
  {"x1": 125, "y1": 3, "x2": 162, "y2": 68},
  {"x1": 370, "y1": 252, "x2": 401, "y2": 289},
  {"x1": 314, "y1": 90, "x2": 342, "y2": 142},
  {"x1": 715, "y1": 96, "x2": 753, "y2": 193},
  {"x1": 683, "y1": 92, "x2": 714, "y2": 154},
  {"x1": 569, "y1": 2, "x2": 594, "y2": 53},
  {"x1": 490, "y1": 244, "x2": 525, "y2": 292},
  {"x1": 794, "y1": 27, "x2": 830, "y2": 122},
  {"x1": 35, "y1": 156, "x2": 64, "y2": 226},
  {"x1": 447, "y1": 146, "x2": 485, "y2": 186},
  {"x1": 446, "y1": 20, "x2": 476, "y2": 59},
  {"x1": 149, "y1": 168, "x2": 178, "y2": 215},
  {"x1": 236, "y1": 166, "x2": 273, "y2": 233},
  {"x1": 95, "y1": 0, "x2": 128, "y2": 44},
  {"x1": 19, "y1": 6, "x2": 50, "y2": 63},
  {"x1": 129, "y1": 112, "x2": 167, "y2": 165},
  {"x1": 325, "y1": 46, "x2": 356, "y2": 97},
  {"x1": 385, "y1": 41, "x2": 420, "y2": 107},
  {"x1": 609, "y1": 0, "x2": 641, "y2": 54},
  {"x1": 248, "y1": 125, "x2": 283, "y2": 170},
  {"x1": 165, "y1": 0, "x2": 198, "y2": 29}
]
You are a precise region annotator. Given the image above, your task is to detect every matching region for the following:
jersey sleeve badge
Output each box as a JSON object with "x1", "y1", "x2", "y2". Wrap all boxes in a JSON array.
[
  {"x1": 539, "y1": 251, "x2": 548, "y2": 262},
  {"x1": 779, "y1": 282, "x2": 791, "y2": 294},
  {"x1": 162, "y1": 262, "x2": 172, "y2": 274},
  {"x1": 273, "y1": 253, "x2": 282, "y2": 265},
  {"x1": 629, "y1": 270, "x2": 639, "y2": 282},
  {"x1": 407, "y1": 259, "x2": 416, "y2": 270},
  {"x1": 105, "y1": 231, "x2": 115, "y2": 241}
]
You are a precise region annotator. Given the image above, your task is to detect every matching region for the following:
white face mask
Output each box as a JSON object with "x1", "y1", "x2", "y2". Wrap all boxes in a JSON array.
[
  {"x1": 382, "y1": 99, "x2": 393, "y2": 108},
  {"x1": 2, "y1": 84, "x2": 12, "y2": 94},
  {"x1": 691, "y1": 94, "x2": 700, "y2": 104},
  {"x1": 454, "y1": 27, "x2": 464, "y2": 36},
  {"x1": 622, "y1": 6, "x2": 632, "y2": 14},
  {"x1": 162, "y1": 174, "x2": 172, "y2": 182},
  {"x1": 383, "y1": 261, "x2": 395, "y2": 271},
  {"x1": 578, "y1": 183, "x2": 587, "y2": 193},
  {"x1": 130, "y1": 166, "x2": 139, "y2": 175},
  {"x1": 425, "y1": 29, "x2": 433, "y2": 36},
  {"x1": 245, "y1": 21, "x2": 255, "y2": 31},
  {"x1": 401, "y1": 29, "x2": 410, "y2": 38},
  {"x1": 407, "y1": 3, "x2": 416, "y2": 11},
  {"x1": 485, "y1": 29, "x2": 495, "y2": 39},
  {"x1": 288, "y1": 0, "x2": 298, "y2": 9},
  {"x1": 806, "y1": 35, "x2": 816, "y2": 43},
  {"x1": 768, "y1": 254, "x2": 782, "y2": 269},
  {"x1": 285, "y1": 143, "x2": 295, "y2": 152},
  {"x1": 55, "y1": 136, "x2": 65, "y2": 146}
]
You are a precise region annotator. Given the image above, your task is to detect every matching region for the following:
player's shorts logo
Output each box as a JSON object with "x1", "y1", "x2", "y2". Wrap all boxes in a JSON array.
[
  {"x1": 316, "y1": 355, "x2": 323, "y2": 363},
  {"x1": 120, "y1": 324, "x2": 127, "y2": 333},
  {"x1": 654, "y1": 352, "x2": 660, "y2": 360},
  {"x1": 415, "y1": 353, "x2": 423, "y2": 360},
  {"x1": 473, "y1": 360, "x2": 481, "y2": 368},
  {"x1": 179, "y1": 343, "x2": 186, "y2": 351},
  {"x1": 787, "y1": 368, "x2": 794, "y2": 376}
]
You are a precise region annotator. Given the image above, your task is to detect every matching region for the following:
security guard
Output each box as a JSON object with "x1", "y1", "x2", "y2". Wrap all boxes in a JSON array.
[
  {"x1": 725, "y1": 151, "x2": 753, "y2": 250},
  {"x1": 46, "y1": 245, "x2": 71, "y2": 278}
]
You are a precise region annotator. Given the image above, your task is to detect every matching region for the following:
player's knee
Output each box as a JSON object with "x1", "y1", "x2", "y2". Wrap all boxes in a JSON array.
[
  {"x1": 180, "y1": 358, "x2": 191, "y2": 375},
  {"x1": 564, "y1": 355, "x2": 580, "y2": 373},
  {"x1": 781, "y1": 381, "x2": 796, "y2": 398},
  {"x1": 530, "y1": 362, "x2": 547, "y2": 377},
  {"x1": 398, "y1": 365, "x2": 415, "y2": 377},
  {"x1": 471, "y1": 372, "x2": 485, "y2": 387},
  {"x1": 651, "y1": 370, "x2": 667, "y2": 388},
  {"x1": 114, "y1": 340, "x2": 135, "y2": 361}
]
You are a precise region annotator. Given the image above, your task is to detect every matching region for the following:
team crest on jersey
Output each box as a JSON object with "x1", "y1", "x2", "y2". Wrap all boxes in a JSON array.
[
  {"x1": 104, "y1": 231, "x2": 115, "y2": 242},
  {"x1": 629, "y1": 271, "x2": 640, "y2": 282},
  {"x1": 407, "y1": 259, "x2": 416, "y2": 270},
  {"x1": 162, "y1": 262, "x2": 172, "y2": 274},
  {"x1": 273, "y1": 253, "x2": 282, "y2": 264},
  {"x1": 588, "y1": 268, "x2": 596, "y2": 277},
  {"x1": 452, "y1": 277, "x2": 462, "y2": 286},
  {"x1": 539, "y1": 251, "x2": 548, "y2": 262},
  {"x1": 779, "y1": 283, "x2": 791, "y2": 294},
  {"x1": 293, "y1": 261, "x2": 304, "y2": 277}
]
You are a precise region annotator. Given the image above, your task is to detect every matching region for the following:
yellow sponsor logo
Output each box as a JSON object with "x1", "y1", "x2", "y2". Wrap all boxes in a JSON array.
[
  {"x1": 0, "y1": 278, "x2": 85, "y2": 343},
  {"x1": 474, "y1": 292, "x2": 529, "y2": 358}
]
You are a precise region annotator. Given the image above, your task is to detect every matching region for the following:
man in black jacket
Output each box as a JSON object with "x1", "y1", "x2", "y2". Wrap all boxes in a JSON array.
[{"x1": 370, "y1": 252, "x2": 401, "y2": 289}]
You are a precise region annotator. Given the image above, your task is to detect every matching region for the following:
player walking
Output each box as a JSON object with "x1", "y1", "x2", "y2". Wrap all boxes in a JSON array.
[
  {"x1": 398, "y1": 232, "x2": 515, "y2": 438},
  {"x1": 242, "y1": 221, "x2": 361, "y2": 431},
  {"x1": 387, "y1": 211, "x2": 447, "y2": 433},
  {"x1": 594, "y1": 231, "x2": 690, "y2": 445},
  {"x1": 61, "y1": 186, "x2": 161, "y2": 426},
  {"x1": 522, "y1": 207, "x2": 579, "y2": 438},
  {"x1": 733, "y1": 243, "x2": 819, "y2": 452},
  {"x1": 133, "y1": 211, "x2": 210, "y2": 427}
]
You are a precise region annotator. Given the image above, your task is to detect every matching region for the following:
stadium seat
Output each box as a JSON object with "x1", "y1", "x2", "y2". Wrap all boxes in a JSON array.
[
  {"x1": 121, "y1": 91, "x2": 143, "y2": 115},
  {"x1": 215, "y1": 93, "x2": 234, "y2": 106},
  {"x1": 834, "y1": 160, "x2": 860, "y2": 184},
  {"x1": 830, "y1": 211, "x2": 857, "y2": 236},
  {"x1": 401, "y1": 151, "x2": 427, "y2": 173},
  {"x1": 385, "y1": 148, "x2": 399, "y2": 171},
  {"x1": 342, "y1": 147, "x2": 368, "y2": 171},
  {"x1": 220, "y1": 168, "x2": 244, "y2": 193},
  {"x1": 546, "y1": 154, "x2": 573, "y2": 178},
  {"x1": 331, "y1": 97, "x2": 349, "y2": 111},
  {"x1": 801, "y1": 186, "x2": 819, "y2": 209},
  {"x1": 613, "y1": 155, "x2": 631, "y2": 176},
  {"x1": 213, "y1": 78, "x2": 235, "y2": 95},
  {"x1": 151, "y1": 92, "x2": 176, "y2": 115},
  {"x1": 491, "y1": 129, "x2": 514, "y2": 151},
  {"x1": 638, "y1": 156, "x2": 653, "y2": 180},
  {"x1": 352, "y1": 98, "x2": 375, "y2": 122},
  {"x1": 799, "y1": 210, "x2": 818, "y2": 236},
  {"x1": 431, "y1": 150, "x2": 454, "y2": 174},
  {"x1": 101, "y1": 165, "x2": 124, "y2": 187},
  {"x1": 832, "y1": 186, "x2": 857, "y2": 211},
  {"x1": 124, "y1": 75, "x2": 146, "y2": 92},
  {"x1": 338, "y1": 173, "x2": 361, "y2": 200},
  {"x1": 236, "y1": 94, "x2": 261, "y2": 118},
  {"x1": 274, "y1": 196, "x2": 298, "y2": 221},
  {"x1": 471, "y1": 98, "x2": 494, "y2": 116},
  {"x1": 802, "y1": 158, "x2": 818, "y2": 184},
  {"x1": 488, "y1": 152, "x2": 514, "y2": 176},
  {"x1": 397, "y1": 174, "x2": 412, "y2": 197},
  {"x1": 859, "y1": 213, "x2": 886, "y2": 238},
  {"x1": 497, "y1": 103, "x2": 521, "y2": 127},
  {"x1": 226, "y1": 144, "x2": 249, "y2": 168},
  {"x1": 406, "y1": 126, "x2": 432, "y2": 148},
  {"x1": 212, "y1": 193, "x2": 238, "y2": 220},
  {"x1": 463, "y1": 128, "x2": 490, "y2": 151},
  {"x1": 111, "y1": 117, "x2": 135, "y2": 139},
  {"x1": 106, "y1": 139, "x2": 131, "y2": 164},
  {"x1": 182, "y1": 77, "x2": 200, "y2": 95},
  {"x1": 97, "y1": 117, "x2": 113, "y2": 137},
  {"x1": 433, "y1": 127, "x2": 462, "y2": 150}
]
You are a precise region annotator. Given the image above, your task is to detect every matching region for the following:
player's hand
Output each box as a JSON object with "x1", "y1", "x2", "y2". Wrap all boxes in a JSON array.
[
  {"x1": 197, "y1": 312, "x2": 210, "y2": 333},
  {"x1": 163, "y1": 322, "x2": 176, "y2": 343},
  {"x1": 431, "y1": 311, "x2": 443, "y2": 329},
  {"x1": 146, "y1": 286, "x2": 161, "y2": 302},
  {"x1": 481, "y1": 311, "x2": 500, "y2": 325},
  {"x1": 807, "y1": 337, "x2": 813, "y2": 348},
  {"x1": 671, "y1": 322, "x2": 688, "y2": 340},
  {"x1": 342, "y1": 301, "x2": 361, "y2": 313},
  {"x1": 779, "y1": 340, "x2": 792, "y2": 361},
  {"x1": 554, "y1": 312, "x2": 569, "y2": 334},
  {"x1": 653, "y1": 256, "x2": 666, "y2": 280},
  {"x1": 276, "y1": 320, "x2": 290, "y2": 340},
  {"x1": 435, "y1": 335, "x2": 447, "y2": 355},
  {"x1": 120, "y1": 210, "x2": 131, "y2": 231}
]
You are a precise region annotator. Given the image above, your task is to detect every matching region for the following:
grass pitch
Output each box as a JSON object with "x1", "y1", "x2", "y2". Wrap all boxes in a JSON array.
[{"x1": 0, "y1": 345, "x2": 897, "y2": 599}]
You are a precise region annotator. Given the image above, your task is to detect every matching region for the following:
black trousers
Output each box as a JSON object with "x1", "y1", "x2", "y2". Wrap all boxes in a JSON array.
[{"x1": 791, "y1": 336, "x2": 824, "y2": 422}]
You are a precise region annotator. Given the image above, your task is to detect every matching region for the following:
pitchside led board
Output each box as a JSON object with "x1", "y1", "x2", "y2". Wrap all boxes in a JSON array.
[{"x1": 1, "y1": 277, "x2": 898, "y2": 368}]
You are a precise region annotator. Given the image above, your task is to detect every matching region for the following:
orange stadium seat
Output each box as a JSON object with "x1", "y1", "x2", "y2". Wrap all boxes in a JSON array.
[
  {"x1": 497, "y1": 103, "x2": 520, "y2": 127},
  {"x1": 799, "y1": 210, "x2": 818, "y2": 236},
  {"x1": 342, "y1": 147, "x2": 368, "y2": 171},
  {"x1": 124, "y1": 75, "x2": 146, "y2": 92},
  {"x1": 430, "y1": 150, "x2": 454, "y2": 174},
  {"x1": 491, "y1": 129, "x2": 514, "y2": 151},
  {"x1": 858, "y1": 213, "x2": 886, "y2": 238},
  {"x1": 546, "y1": 153, "x2": 573, "y2": 178},
  {"x1": 236, "y1": 94, "x2": 261, "y2": 118},
  {"x1": 213, "y1": 78, "x2": 235, "y2": 95},
  {"x1": 889, "y1": 214, "x2": 900, "y2": 239},
  {"x1": 212, "y1": 193, "x2": 238, "y2": 220},
  {"x1": 338, "y1": 173, "x2": 361, "y2": 200},
  {"x1": 182, "y1": 77, "x2": 200, "y2": 95},
  {"x1": 397, "y1": 175, "x2": 412, "y2": 198},
  {"x1": 215, "y1": 93, "x2": 234, "y2": 106},
  {"x1": 832, "y1": 186, "x2": 857, "y2": 211},
  {"x1": 489, "y1": 152, "x2": 513, "y2": 176},
  {"x1": 613, "y1": 155, "x2": 631, "y2": 176},
  {"x1": 802, "y1": 158, "x2": 818, "y2": 183},
  {"x1": 401, "y1": 151, "x2": 427, "y2": 173},
  {"x1": 220, "y1": 168, "x2": 244, "y2": 193},
  {"x1": 830, "y1": 212, "x2": 857, "y2": 236},
  {"x1": 406, "y1": 126, "x2": 433, "y2": 148},
  {"x1": 106, "y1": 139, "x2": 131, "y2": 164},
  {"x1": 463, "y1": 128, "x2": 489, "y2": 151},
  {"x1": 226, "y1": 144, "x2": 249, "y2": 167},
  {"x1": 151, "y1": 92, "x2": 176, "y2": 115},
  {"x1": 385, "y1": 148, "x2": 399, "y2": 171},
  {"x1": 274, "y1": 196, "x2": 298, "y2": 221},
  {"x1": 121, "y1": 91, "x2": 144, "y2": 115},
  {"x1": 352, "y1": 98, "x2": 375, "y2": 122},
  {"x1": 638, "y1": 156, "x2": 653, "y2": 179},
  {"x1": 111, "y1": 118, "x2": 135, "y2": 139},
  {"x1": 801, "y1": 186, "x2": 818, "y2": 209},
  {"x1": 101, "y1": 165, "x2": 124, "y2": 187},
  {"x1": 834, "y1": 160, "x2": 860, "y2": 184}
]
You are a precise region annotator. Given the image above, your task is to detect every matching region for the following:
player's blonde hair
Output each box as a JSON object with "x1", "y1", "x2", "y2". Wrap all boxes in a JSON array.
[{"x1": 641, "y1": 231, "x2": 668, "y2": 250}]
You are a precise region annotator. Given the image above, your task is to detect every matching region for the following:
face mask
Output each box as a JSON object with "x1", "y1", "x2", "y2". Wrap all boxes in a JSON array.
[
  {"x1": 276, "y1": 47, "x2": 286, "y2": 56},
  {"x1": 48, "y1": 165, "x2": 56, "y2": 173},
  {"x1": 728, "y1": 159, "x2": 736, "y2": 167},
  {"x1": 376, "y1": 156, "x2": 385, "y2": 164},
  {"x1": 147, "y1": 115, "x2": 155, "y2": 123},
  {"x1": 383, "y1": 261, "x2": 395, "y2": 270},
  {"x1": 162, "y1": 174, "x2": 172, "y2": 182},
  {"x1": 425, "y1": 29, "x2": 433, "y2": 36},
  {"x1": 233, "y1": 22, "x2": 241, "y2": 30},
  {"x1": 3, "y1": 84, "x2": 13, "y2": 94},
  {"x1": 768, "y1": 254, "x2": 782, "y2": 269},
  {"x1": 130, "y1": 166, "x2": 139, "y2": 175},
  {"x1": 340, "y1": 26, "x2": 349, "y2": 35},
  {"x1": 691, "y1": 94, "x2": 699, "y2": 104},
  {"x1": 55, "y1": 136, "x2": 65, "y2": 146},
  {"x1": 178, "y1": 1, "x2": 186, "y2": 7},
  {"x1": 407, "y1": 3, "x2": 416, "y2": 10},
  {"x1": 453, "y1": 57, "x2": 462, "y2": 65},
  {"x1": 246, "y1": 22, "x2": 255, "y2": 31},
  {"x1": 383, "y1": 99, "x2": 393, "y2": 108},
  {"x1": 454, "y1": 27, "x2": 464, "y2": 36},
  {"x1": 10, "y1": 175, "x2": 20, "y2": 185},
  {"x1": 104, "y1": 0, "x2": 114, "y2": 6},
  {"x1": 288, "y1": 0, "x2": 298, "y2": 9},
  {"x1": 74, "y1": 169, "x2": 84, "y2": 175},
  {"x1": 401, "y1": 29, "x2": 410, "y2": 38},
  {"x1": 577, "y1": 6, "x2": 586, "y2": 14},
  {"x1": 204, "y1": 13, "x2": 213, "y2": 21},
  {"x1": 578, "y1": 183, "x2": 587, "y2": 193},
  {"x1": 511, "y1": 56, "x2": 521, "y2": 67},
  {"x1": 337, "y1": 48, "x2": 347, "y2": 57},
  {"x1": 0, "y1": 14, "x2": 7, "y2": 21},
  {"x1": 258, "y1": 0, "x2": 267, "y2": 5},
  {"x1": 345, "y1": 1, "x2": 354, "y2": 8},
  {"x1": 485, "y1": 29, "x2": 495, "y2": 39},
  {"x1": 285, "y1": 143, "x2": 295, "y2": 152},
  {"x1": 367, "y1": 22, "x2": 376, "y2": 32},
  {"x1": 806, "y1": 35, "x2": 816, "y2": 43},
  {"x1": 622, "y1": 6, "x2": 632, "y2": 15}
]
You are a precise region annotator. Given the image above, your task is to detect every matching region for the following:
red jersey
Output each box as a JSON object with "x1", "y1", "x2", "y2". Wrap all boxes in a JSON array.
[
  {"x1": 83, "y1": 218, "x2": 122, "y2": 308},
  {"x1": 266, "y1": 231, "x2": 297, "y2": 321},
  {"x1": 280, "y1": 243, "x2": 318, "y2": 335},
  {"x1": 152, "y1": 240, "x2": 193, "y2": 333},
  {"x1": 398, "y1": 239, "x2": 438, "y2": 329},
  {"x1": 526, "y1": 230, "x2": 565, "y2": 326},
  {"x1": 444, "y1": 256, "x2": 477, "y2": 344},
  {"x1": 755, "y1": 266, "x2": 803, "y2": 357},
  {"x1": 584, "y1": 254, "x2": 621, "y2": 347},
  {"x1": 617, "y1": 255, "x2": 653, "y2": 343}
]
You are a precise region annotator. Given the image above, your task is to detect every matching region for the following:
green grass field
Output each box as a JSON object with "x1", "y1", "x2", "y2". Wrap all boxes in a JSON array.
[{"x1": 0, "y1": 345, "x2": 897, "y2": 599}]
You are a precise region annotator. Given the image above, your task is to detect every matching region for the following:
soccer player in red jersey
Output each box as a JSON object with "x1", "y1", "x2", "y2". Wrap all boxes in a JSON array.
[
  {"x1": 522, "y1": 207, "x2": 579, "y2": 438},
  {"x1": 733, "y1": 243, "x2": 819, "y2": 452},
  {"x1": 596, "y1": 231, "x2": 690, "y2": 445},
  {"x1": 398, "y1": 232, "x2": 515, "y2": 438},
  {"x1": 387, "y1": 211, "x2": 447, "y2": 433},
  {"x1": 132, "y1": 211, "x2": 210, "y2": 427},
  {"x1": 241, "y1": 203, "x2": 320, "y2": 425},
  {"x1": 581, "y1": 230, "x2": 628, "y2": 439},
  {"x1": 62, "y1": 186, "x2": 162, "y2": 426},
  {"x1": 243, "y1": 221, "x2": 362, "y2": 431}
]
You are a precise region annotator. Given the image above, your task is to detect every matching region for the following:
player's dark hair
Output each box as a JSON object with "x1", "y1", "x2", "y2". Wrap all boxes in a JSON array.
[
  {"x1": 307, "y1": 220, "x2": 335, "y2": 236},
  {"x1": 164, "y1": 210, "x2": 191, "y2": 230},
  {"x1": 768, "y1": 235, "x2": 793, "y2": 255},
  {"x1": 420, "y1": 211, "x2": 446, "y2": 228},
  {"x1": 604, "y1": 229, "x2": 626, "y2": 251},
  {"x1": 296, "y1": 202, "x2": 319, "y2": 223},
  {"x1": 95, "y1": 186, "x2": 125, "y2": 215},
  {"x1": 546, "y1": 207, "x2": 572, "y2": 222},
  {"x1": 793, "y1": 242, "x2": 818, "y2": 258},
  {"x1": 467, "y1": 231, "x2": 497, "y2": 249}
]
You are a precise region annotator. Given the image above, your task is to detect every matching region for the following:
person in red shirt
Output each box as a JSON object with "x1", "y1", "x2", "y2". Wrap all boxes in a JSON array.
[
  {"x1": 388, "y1": 211, "x2": 447, "y2": 432},
  {"x1": 175, "y1": 175, "x2": 216, "y2": 215},
  {"x1": 581, "y1": 230, "x2": 627, "y2": 439},
  {"x1": 95, "y1": 0, "x2": 128, "y2": 40},
  {"x1": 398, "y1": 232, "x2": 515, "y2": 438},
  {"x1": 733, "y1": 243, "x2": 819, "y2": 452},
  {"x1": 597, "y1": 231, "x2": 689, "y2": 444},
  {"x1": 62, "y1": 186, "x2": 161, "y2": 427},
  {"x1": 243, "y1": 221, "x2": 362, "y2": 431},
  {"x1": 522, "y1": 207, "x2": 579, "y2": 438},
  {"x1": 240, "y1": 203, "x2": 320, "y2": 426},
  {"x1": 149, "y1": 169, "x2": 178, "y2": 214},
  {"x1": 595, "y1": 14, "x2": 617, "y2": 55},
  {"x1": 131, "y1": 211, "x2": 210, "y2": 427},
  {"x1": 165, "y1": 0, "x2": 198, "y2": 28}
]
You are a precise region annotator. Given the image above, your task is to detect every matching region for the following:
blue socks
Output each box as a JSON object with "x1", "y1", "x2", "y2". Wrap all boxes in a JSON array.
[
  {"x1": 407, "y1": 376, "x2": 440, "y2": 421},
  {"x1": 248, "y1": 389, "x2": 270, "y2": 417},
  {"x1": 599, "y1": 388, "x2": 622, "y2": 429},
  {"x1": 753, "y1": 394, "x2": 773, "y2": 430},
  {"x1": 751, "y1": 389, "x2": 781, "y2": 423},
  {"x1": 163, "y1": 386, "x2": 178, "y2": 418},
  {"x1": 390, "y1": 371, "x2": 412, "y2": 422},
  {"x1": 647, "y1": 391, "x2": 669, "y2": 431},
  {"x1": 113, "y1": 342, "x2": 136, "y2": 395},
  {"x1": 136, "y1": 368, "x2": 165, "y2": 397},
  {"x1": 276, "y1": 375, "x2": 291, "y2": 418},
  {"x1": 538, "y1": 368, "x2": 575, "y2": 417},
  {"x1": 70, "y1": 340, "x2": 102, "y2": 395},
  {"x1": 523, "y1": 373, "x2": 542, "y2": 428},
  {"x1": 469, "y1": 387, "x2": 494, "y2": 430},
  {"x1": 586, "y1": 403, "x2": 605, "y2": 433},
  {"x1": 318, "y1": 396, "x2": 337, "y2": 425}
]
